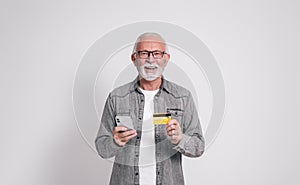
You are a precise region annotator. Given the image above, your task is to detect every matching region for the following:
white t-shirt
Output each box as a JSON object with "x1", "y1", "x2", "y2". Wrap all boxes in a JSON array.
[{"x1": 139, "y1": 88, "x2": 159, "y2": 185}]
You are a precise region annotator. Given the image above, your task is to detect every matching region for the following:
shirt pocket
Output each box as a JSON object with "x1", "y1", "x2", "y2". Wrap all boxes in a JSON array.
[
  {"x1": 116, "y1": 112, "x2": 131, "y2": 116},
  {"x1": 167, "y1": 108, "x2": 184, "y2": 127},
  {"x1": 167, "y1": 108, "x2": 184, "y2": 116}
]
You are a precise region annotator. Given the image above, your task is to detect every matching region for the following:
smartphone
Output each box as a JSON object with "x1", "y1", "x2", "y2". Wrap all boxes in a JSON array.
[{"x1": 115, "y1": 115, "x2": 134, "y2": 132}]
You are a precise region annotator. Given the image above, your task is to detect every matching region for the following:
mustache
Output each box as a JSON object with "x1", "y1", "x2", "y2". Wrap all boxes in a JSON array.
[{"x1": 142, "y1": 63, "x2": 159, "y2": 68}]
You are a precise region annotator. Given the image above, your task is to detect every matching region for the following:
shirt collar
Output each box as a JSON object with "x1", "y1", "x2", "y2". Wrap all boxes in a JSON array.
[{"x1": 129, "y1": 75, "x2": 172, "y2": 94}]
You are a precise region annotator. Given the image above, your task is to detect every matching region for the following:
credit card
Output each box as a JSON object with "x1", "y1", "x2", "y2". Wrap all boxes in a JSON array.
[{"x1": 153, "y1": 113, "x2": 171, "y2": 124}]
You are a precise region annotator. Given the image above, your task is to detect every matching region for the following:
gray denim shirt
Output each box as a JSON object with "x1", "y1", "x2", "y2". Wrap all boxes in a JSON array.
[{"x1": 95, "y1": 76, "x2": 205, "y2": 185}]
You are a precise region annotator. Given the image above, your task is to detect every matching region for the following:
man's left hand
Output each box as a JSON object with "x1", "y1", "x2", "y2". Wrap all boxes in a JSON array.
[{"x1": 166, "y1": 119, "x2": 183, "y2": 145}]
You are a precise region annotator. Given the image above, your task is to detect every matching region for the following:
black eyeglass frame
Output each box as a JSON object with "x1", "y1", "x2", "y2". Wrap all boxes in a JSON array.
[{"x1": 134, "y1": 50, "x2": 168, "y2": 59}]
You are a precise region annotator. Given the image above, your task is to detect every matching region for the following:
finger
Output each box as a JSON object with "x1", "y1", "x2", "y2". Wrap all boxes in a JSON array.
[
  {"x1": 167, "y1": 122, "x2": 179, "y2": 130},
  {"x1": 167, "y1": 130, "x2": 176, "y2": 136},
  {"x1": 119, "y1": 129, "x2": 137, "y2": 138},
  {"x1": 121, "y1": 132, "x2": 137, "y2": 142},
  {"x1": 167, "y1": 119, "x2": 179, "y2": 126},
  {"x1": 167, "y1": 130, "x2": 172, "y2": 136},
  {"x1": 166, "y1": 121, "x2": 176, "y2": 129},
  {"x1": 114, "y1": 126, "x2": 129, "y2": 133},
  {"x1": 172, "y1": 130, "x2": 176, "y2": 135},
  {"x1": 166, "y1": 125, "x2": 175, "y2": 132}
]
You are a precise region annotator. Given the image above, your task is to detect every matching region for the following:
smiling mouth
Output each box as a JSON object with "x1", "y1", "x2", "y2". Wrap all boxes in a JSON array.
[
  {"x1": 145, "y1": 66, "x2": 157, "y2": 70},
  {"x1": 144, "y1": 66, "x2": 157, "y2": 74}
]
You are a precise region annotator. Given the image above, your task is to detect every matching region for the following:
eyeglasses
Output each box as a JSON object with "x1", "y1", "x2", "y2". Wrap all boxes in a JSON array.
[{"x1": 135, "y1": 50, "x2": 167, "y2": 59}]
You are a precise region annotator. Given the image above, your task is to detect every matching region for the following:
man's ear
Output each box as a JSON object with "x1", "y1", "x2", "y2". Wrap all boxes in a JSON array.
[
  {"x1": 164, "y1": 53, "x2": 170, "y2": 65},
  {"x1": 131, "y1": 54, "x2": 136, "y2": 65}
]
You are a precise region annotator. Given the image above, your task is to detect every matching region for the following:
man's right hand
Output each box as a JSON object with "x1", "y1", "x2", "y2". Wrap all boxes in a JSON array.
[{"x1": 113, "y1": 126, "x2": 137, "y2": 147}]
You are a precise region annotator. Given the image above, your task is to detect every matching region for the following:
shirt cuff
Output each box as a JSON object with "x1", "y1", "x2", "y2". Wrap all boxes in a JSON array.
[
  {"x1": 111, "y1": 138, "x2": 124, "y2": 151},
  {"x1": 172, "y1": 134, "x2": 190, "y2": 153}
]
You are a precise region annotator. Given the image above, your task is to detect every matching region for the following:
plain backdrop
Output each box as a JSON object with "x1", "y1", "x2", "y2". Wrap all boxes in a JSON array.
[{"x1": 0, "y1": 0, "x2": 299, "y2": 185}]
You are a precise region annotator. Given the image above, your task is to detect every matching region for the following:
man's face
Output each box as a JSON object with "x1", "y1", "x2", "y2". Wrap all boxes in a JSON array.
[{"x1": 131, "y1": 39, "x2": 170, "y2": 81}]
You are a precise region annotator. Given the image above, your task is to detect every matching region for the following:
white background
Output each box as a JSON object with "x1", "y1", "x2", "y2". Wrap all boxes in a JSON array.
[{"x1": 1, "y1": 0, "x2": 299, "y2": 185}]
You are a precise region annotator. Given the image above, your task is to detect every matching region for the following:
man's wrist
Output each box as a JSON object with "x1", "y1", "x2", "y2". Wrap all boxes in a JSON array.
[{"x1": 172, "y1": 134, "x2": 189, "y2": 152}]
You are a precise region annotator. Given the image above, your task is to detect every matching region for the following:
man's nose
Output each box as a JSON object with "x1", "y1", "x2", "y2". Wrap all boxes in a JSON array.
[{"x1": 146, "y1": 54, "x2": 155, "y2": 63}]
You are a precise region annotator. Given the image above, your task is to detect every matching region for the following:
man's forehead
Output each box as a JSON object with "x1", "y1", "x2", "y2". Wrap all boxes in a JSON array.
[
  {"x1": 136, "y1": 38, "x2": 166, "y2": 48},
  {"x1": 136, "y1": 42, "x2": 166, "y2": 50}
]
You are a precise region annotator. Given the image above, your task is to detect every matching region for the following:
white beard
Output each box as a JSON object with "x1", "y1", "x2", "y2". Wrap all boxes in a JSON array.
[{"x1": 135, "y1": 61, "x2": 165, "y2": 81}]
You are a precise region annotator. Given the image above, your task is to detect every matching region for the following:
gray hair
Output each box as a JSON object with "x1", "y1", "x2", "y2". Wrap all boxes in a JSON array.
[{"x1": 132, "y1": 32, "x2": 169, "y2": 53}]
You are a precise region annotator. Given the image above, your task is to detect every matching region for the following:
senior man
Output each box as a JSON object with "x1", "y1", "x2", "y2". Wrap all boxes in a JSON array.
[{"x1": 95, "y1": 32, "x2": 205, "y2": 185}]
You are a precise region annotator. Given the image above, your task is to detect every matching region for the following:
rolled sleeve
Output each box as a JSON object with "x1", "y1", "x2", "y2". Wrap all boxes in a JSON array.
[
  {"x1": 95, "y1": 93, "x2": 124, "y2": 158},
  {"x1": 173, "y1": 92, "x2": 205, "y2": 157}
]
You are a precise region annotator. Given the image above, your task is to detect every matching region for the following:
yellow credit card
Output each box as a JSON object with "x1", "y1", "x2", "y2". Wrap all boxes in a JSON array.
[{"x1": 153, "y1": 113, "x2": 171, "y2": 124}]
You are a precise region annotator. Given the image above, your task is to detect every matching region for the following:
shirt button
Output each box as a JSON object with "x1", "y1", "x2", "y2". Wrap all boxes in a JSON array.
[
  {"x1": 139, "y1": 117, "x2": 142, "y2": 120},
  {"x1": 135, "y1": 172, "x2": 139, "y2": 176},
  {"x1": 135, "y1": 154, "x2": 139, "y2": 157},
  {"x1": 137, "y1": 136, "x2": 140, "y2": 139}
]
